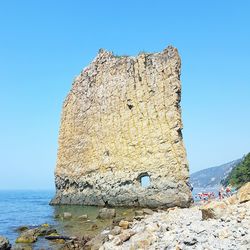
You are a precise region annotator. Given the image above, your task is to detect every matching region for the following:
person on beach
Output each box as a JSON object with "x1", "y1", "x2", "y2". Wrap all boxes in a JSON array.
[
  {"x1": 219, "y1": 187, "x2": 224, "y2": 200},
  {"x1": 218, "y1": 190, "x2": 222, "y2": 200},
  {"x1": 226, "y1": 186, "x2": 231, "y2": 197}
]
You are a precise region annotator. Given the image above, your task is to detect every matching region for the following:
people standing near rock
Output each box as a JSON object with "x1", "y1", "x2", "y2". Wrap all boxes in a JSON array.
[
  {"x1": 220, "y1": 187, "x2": 225, "y2": 199},
  {"x1": 226, "y1": 186, "x2": 231, "y2": 197},
  {"x1": 218, "y1": 190, "x2": 222, "y2": 200}
]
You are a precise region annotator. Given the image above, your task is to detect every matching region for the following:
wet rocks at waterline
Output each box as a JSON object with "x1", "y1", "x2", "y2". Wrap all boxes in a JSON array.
[{"x1": 0, "y1": 236, "x2": 11, "y2": 250}]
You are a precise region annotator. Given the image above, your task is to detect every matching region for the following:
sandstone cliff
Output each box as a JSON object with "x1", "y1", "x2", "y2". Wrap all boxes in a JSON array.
[{"x1": 51, "y1": 46, "x2": 192, "y2": 208}]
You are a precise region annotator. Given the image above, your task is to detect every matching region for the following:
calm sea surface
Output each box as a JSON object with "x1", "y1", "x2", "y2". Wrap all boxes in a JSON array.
[
  {"x1": 0, "y1": 190, "x2": 56, "y2": 247},
  {"x1": 0, "y1": 190, "x2": 135, "y2": 249}
]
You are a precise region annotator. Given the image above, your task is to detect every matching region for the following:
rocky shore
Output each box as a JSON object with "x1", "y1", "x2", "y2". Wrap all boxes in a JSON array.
[
  {"x1": 100, "y1": 183, "x2": 250, "y2": 250},
  {"x1": 1, "y1": 183, "x2": 249, "y2": 250}
]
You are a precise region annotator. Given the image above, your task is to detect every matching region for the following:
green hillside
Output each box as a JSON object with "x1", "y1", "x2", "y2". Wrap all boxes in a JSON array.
[{"x1": 222, "y1": 153, "x2": 250, "y2": 188}]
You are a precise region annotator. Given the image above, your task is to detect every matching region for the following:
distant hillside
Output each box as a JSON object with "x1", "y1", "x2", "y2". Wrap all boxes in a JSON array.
[
  {"x1": 222, "y1": 153, "x2": 250, "y2": 188},
  {"x1": 190, "y1": 158, "x2": 242, "y2": 188}
]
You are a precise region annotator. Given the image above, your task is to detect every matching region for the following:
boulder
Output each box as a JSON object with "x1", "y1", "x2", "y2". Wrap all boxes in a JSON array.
[
  {"x1": 112, "y1": 217, "x2": 125, "y2": 226},
  {"x1": 200, "y1": 201, "x2": 228, "y2": 220},
  {"x1": 118, "y1": 220, "x2": 130, "y2": 229},
  {"x1": 110, "y1": 226, "x2": 122, "y2": 236},
  {"x1": 0, "y1": 236, "x2": 11, "y2": 250},
  {"x1": 237, "y1": 182, "x2": 250, "y2": 203},
  {"x1": 60, "y1": 237, "x2": 91, "y2": 250},
  {"x1": 78, "y1": 214, "x2": 88, "y2": 220},
  {"x1": 16, "y1": 226, "x2": 29, "y2": 232},
  {"x1": 63, "y1": 212, "x2": 72, "y2": 219},
  {"x1": 142, "y1": 208, "x2": 154, "y2": 215},
  {"x1": 97, "y1": 208, "x2": 116, "y2": 219},
  {"x1": 90, "y1": 224, "x2": 98, "y2": 231},
  {"x1": 113, "y1": 230, "x2": 136, "y2": 246},
  {"x1": 37, "y1": 226, "x2": 57, "y2": 236},
  {"x1": 85, "y1": 233, "x2": 108, "y2": 250},
  {"x1": 134, "y1": 210, "x2": 144, "y2": 216},
  {"x1": 15, "y1": 229, "x2": 38, "y2": 243},
  {"x1": 134, "y1": 216, "x2": 144, "y2": 221},
  {"x1": 224, "y1": 194, "x2": 238, "y2": 205}
]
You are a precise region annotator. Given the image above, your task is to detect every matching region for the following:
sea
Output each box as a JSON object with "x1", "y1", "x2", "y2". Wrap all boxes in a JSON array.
[
  {"x1": 0, "y1": 188, "x2": 220, "y2": 248},
  {"x1": 0, "y1": 190, "x2": 134, "y2": 249}
]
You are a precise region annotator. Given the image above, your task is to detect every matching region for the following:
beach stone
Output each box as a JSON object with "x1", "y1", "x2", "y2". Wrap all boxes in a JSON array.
[
  {"x1": 200, "y1": 200, "x2": 227, "y2": 219},
  {"x1": 37, "y1": 226, "x2": 57, "y2": 236},
  {"x1": 85, "y1": 233, "x2": 108, "y2": 250},
  {"x1": 91, "y1": 224, "x2": 98, "y2": 230},
  {"x1": 114, "y1": 230, "x2": 135, "y2": 246},
  {"x1": 112, "y1": 217, "x2": 126, "y2": 227},
  {"x1": 218, "y1": 228, "x2": 231, "y2": 239},
  {"x1": 0, "y1": 236, "x2": 11, "y2": 250},
  {"x1": 12, "y1": 245, "x2": 32, "y2": 250},
  {"x1": 142, "y1": 208, "x2": 154, "y2": 215},
  {"x1": 183, "y1": 234, "x2": 198, "y2": 246},
  {"x1": 51, "y1": 46, "x2": 192, "y2": 208},
  {"x1": 15, "y1": 229, "x2": 38, "y2": 243},
  {"x1": 134, "y1": 215, "x2": 144, "y2": 221},
  {"x1": 110, "y1": 226, "x2": 121, "y2": 235},
  {"x1": 78, "y1": 214, "x2": 88, "y2": 220},
  {"x1": 97, "y1": 208, "x2": 116, "y2": 219},
  {"x1": 100, "y1": 199, "x2": 250, "y2": 249},
  {"x1": 135, "y1": 210, "x2": 144, "y2": 216},
  {"x1": 16, "y1": 226, "x2": 29, "y2": 232},
  {"x1": 118, "y1": 220, "x2": 130, "y2": 229},
  {"x1": 63, "y1": 212, "x2": 72, "y2": 219},
  {"x1": 41, "y1": 223, "x2": 49, "y2": 227},
  {"x1": 224, "y1": 194, "x2": 238, "y2": 205},
  {"x1": 60, "y1": 237, "x2": 90, "y2": 250},
  {"x1": 237, "y1": 182, "x2": 250, "y2": 203}
]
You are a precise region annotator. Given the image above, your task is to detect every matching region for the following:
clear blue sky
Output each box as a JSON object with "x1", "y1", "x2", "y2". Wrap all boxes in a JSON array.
[{"x1": 0, "y1": 1, "x2": 249, "y2": 189}]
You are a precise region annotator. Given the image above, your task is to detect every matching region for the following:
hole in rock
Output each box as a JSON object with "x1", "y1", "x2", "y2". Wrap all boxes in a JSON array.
[
  {"x1": 138, "y1": 173, "x2": 151, "y2": 188},
  {"x1": 127, "y1": 99, "x2": 134, "y2": 110},
  {"x1": 104, "y1": 150, "x2": 110, "y2": 156}
]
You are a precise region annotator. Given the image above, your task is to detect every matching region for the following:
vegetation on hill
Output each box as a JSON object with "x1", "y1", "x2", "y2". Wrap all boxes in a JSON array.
[
  {"x1": 190, "y1": 158, "x2": 242, "y2": 188},
  {"x1": 222, "y1": 153, "x2": 250, "y2": 188}
]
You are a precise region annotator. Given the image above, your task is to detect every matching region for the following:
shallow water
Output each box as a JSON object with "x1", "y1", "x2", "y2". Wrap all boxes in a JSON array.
[
  {"x1": 0, "y1": 190, "x2": 54, "y2": 243},
  {"x1": 0, "y1": 190, "x2": 135, "y2": 249},
  {"x1": 0, "y1": 189, "x2": 211, "y2": 248}
]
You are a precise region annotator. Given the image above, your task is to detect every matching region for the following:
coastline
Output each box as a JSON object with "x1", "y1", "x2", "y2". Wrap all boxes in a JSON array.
[{"x1": 1, "y1": 183, "x2": 249, "y2": 249}]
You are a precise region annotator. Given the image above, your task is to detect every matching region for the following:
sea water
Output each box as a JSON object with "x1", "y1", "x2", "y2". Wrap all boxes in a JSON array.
[
  {"x1": 0, "y1": 189, "x2": 211, "y2": 248},
  {"x1": 0, "y1": 190, "x2": 58, "y2": 248},
  {"x1": 0, "y1": 190, "x2": 135, "y2": 249}
]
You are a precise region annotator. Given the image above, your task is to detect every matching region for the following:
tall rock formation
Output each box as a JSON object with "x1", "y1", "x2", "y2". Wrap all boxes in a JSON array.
[{"x1": 51, "y1": 46, "x2": 192, "y2": 208}]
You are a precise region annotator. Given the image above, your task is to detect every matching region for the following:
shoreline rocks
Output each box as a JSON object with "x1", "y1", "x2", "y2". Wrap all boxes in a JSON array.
[
  {"x1": 10, "y1": 183, "x2": 250, "y2": 249},
  {"x1": 15, "y1": 224, "x2": 59, "y2": 244},
  {"x1": 99, "y1": 202, "x2": 250, "y2": 249},
  {"x1": 0, "y1": 236, "x2": 11, "y2": 250},
  {"x1": 98, "y1": 183, "x2": 250, "y2": 249},
  {"x1": 97, "y1": 208, "x2": 116, "y2": 219}
]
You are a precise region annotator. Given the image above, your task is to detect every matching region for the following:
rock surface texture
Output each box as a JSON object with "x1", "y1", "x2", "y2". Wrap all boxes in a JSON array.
[{"x1": 51, "y1": 46, "x2": 192, "y2": 208}]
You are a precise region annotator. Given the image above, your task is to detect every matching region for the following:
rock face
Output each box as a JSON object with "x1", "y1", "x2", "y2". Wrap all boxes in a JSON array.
[{"x1": 51, "y1": 46, "x2": 192, "y2": 208}]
